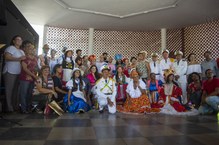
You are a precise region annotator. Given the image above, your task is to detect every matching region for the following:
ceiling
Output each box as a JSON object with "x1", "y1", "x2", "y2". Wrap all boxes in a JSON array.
[{"x1": 12, "y1": 0, "x2": 219, "y2": 31}]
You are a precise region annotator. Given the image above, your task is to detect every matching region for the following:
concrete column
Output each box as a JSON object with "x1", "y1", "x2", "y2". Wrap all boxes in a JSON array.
[
  {"x1": 161, "y1": 28, "x2": 167, "y2": 53},
  {"x1": 88, "y1": 28, "x2": 94, "y2": 55}
]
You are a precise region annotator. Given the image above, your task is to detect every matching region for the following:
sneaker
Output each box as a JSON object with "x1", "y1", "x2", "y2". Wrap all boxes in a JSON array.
[
  {"x1": 35, "y1": 108, "x2": 43, "y2": 114},
  {"x1": 99, "y1": 110, "x2": 104, "y2": 114}
]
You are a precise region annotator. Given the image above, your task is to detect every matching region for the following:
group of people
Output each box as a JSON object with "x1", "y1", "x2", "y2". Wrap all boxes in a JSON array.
[{"x1": 2, "y1": 35, "x2": 219, "y2": 116}]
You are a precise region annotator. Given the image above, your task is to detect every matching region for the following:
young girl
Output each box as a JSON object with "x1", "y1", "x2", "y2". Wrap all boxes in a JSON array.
[
  {"x1": 64, "y1": 68, "x2": 90, "y2": 113},
  {"x1": 113, "y1": 65, "x2": 128, "y2": 104}
]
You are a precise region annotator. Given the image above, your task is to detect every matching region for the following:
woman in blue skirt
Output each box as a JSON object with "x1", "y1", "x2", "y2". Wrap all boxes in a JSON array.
[{"x1": 64, "y1": 68, "x2": 90, "y2": 113}]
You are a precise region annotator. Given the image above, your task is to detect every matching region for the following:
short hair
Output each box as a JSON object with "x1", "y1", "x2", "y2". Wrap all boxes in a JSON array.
[
  {"x1": 21, "y1": 40, "x2": 32, "y2": 49},
  {"x1": 130, "y1": 57, "x2": 137, "y2": 62},
  {"x1": 102, "y1": 52, "x2": 108, "y2": 55},
  {"x1": 10, "y1": 35, "x2": 22, "y2": 45},
  {"x1": 205, "y1": 69, "x2": 212, "y2": 75},
  {"x1": 204, "y1": 51, "x2": 211, "y2": 56},
  {"x1": 76, "y1": 49, "x2": 82, "y2": 54}
]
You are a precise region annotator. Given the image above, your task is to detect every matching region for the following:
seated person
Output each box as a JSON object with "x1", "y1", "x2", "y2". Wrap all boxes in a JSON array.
[
  {"x1": 34, "y1": 65, "x2": 64, "y2": 115},
  {"x1": 52, "y1": 64, "x2": 67, "y2": 103},
  {"x1": 118, "y1": 69, "x2": 158, "y2": 113},
  {"x1": 63, "y1": 68, "x2": 90, "y2": 113},
  {"x1": 147, "y1": 73, "x2": 163, "y2": 108},
  {"x1": 199, "y1": 69, "x2": 219, "y2": 114},
  {"x1": 187, "y1": 72, "x2": 202, "y2": 109},
  {"x1": 95, "y1": 65, "x2": 117, "y2": 114},
  {"x1": 159, "y1": 69, "x2": 186, "y2": 113}
]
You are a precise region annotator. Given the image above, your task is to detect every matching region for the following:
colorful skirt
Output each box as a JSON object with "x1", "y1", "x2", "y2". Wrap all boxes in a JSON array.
[
  {"x1": 63, "y1": 94, "x2": 90, "y2": 113},
  {"x1": 117, "y1": 94, "x2": 160, "y2": 113}
]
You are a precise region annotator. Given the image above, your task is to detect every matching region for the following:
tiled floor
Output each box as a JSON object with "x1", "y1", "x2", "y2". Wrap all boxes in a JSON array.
[{"x1": 0, "y1": 111, "x2": 218, "y2": 145}]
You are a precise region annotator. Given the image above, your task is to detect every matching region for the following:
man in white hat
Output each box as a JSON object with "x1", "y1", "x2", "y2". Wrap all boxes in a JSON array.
[
  {"x1": 173, "y1": 50, "x2": 188, "y2": 104},
  {"x1": 95, "y1": 64, "x2": 117, "y2": 114},
  {"x1": 149, "y1": 53, "x2": 160, "y2": 80},
  {"x1": 159, "y1": 49, "x2": 173, "y2": 83}
]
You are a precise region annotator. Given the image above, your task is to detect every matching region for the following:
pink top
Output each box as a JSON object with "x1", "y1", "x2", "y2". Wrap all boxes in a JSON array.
[{"x1": 87, "y1": 73, "x2": 96, "y2": 87}]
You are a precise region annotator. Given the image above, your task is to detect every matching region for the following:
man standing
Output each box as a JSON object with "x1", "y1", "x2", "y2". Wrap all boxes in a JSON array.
[
  {"x1": 159, "y1": 49, "x2": 173, "y2": 83},
  {"x1": 173, "y1": 50, "x2": 188, "y2": 104},
  {"x1": 38, "y1": 44, "x2": 50, "y2": 69},
  {"x1": 95, "y1": 65, "x2": 117, "y2": 114},
  {"x1": 199, "y1": 69, "x2": 219, "y2": 114},
  {"x1": 76, "y1": 49, "x2": 82, "y2": 59},
  {"x1": 201, "y1": 51, "x2": 218, "y2": 80},
  {"x1": 149, "y1": 53, "x2": 160, "y2": 80}
]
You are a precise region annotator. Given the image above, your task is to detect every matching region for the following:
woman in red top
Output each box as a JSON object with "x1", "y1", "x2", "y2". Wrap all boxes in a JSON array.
[{"x1": 19, "y1": 41, "x2": 37, "y2": 113}]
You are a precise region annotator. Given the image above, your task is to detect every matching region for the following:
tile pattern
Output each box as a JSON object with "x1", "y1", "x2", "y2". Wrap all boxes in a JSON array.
[{"x1": 0, "y1": 112, "x2": 218, "y2": 145}]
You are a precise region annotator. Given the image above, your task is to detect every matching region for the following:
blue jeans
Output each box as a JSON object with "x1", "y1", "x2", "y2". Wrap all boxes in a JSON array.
[
  {"x1": 19, "y1": 80, "x2": 34, "y2": 112},
  {"x1": 199, "y1": 96, "x2": 219, "y2": 114}
]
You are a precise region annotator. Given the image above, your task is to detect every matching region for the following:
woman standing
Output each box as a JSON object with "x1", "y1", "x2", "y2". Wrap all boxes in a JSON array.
[
  {"x1": 3, "y1": 35, "x2": 26, "y2": 112},
  {"x1": 49, "y1": 49, "x2": 57, "y2": 75},
  {"x1": 64, "y1": 68, "x2": 90, "y2": 113},
  {"x1": 187, "y1": 53, "x2": 201, "y2": 75},
  {"x1": 19, "y1": 42, "x2": 37, "y2": 113},
  {"x1": 113, "y1": 65, "x2": 128, "y2": 104}
]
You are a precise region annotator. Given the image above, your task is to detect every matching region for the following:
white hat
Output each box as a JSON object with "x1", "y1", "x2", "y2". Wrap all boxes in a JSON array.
[
  {"x1": 65, "y1": 48, "x2": 73, "y2": 53},
  {"x1": 174, "y1": 50, "x2": 183, "y2": 56},
  {"x1": 100, "y1": 64, "x2": 110, "y2": 72},
  {"x1": 72, "y1": 68, "x2": 81, "y2": 73},
  {"x1": 162, "y1": 49, "x2": 169, "y2": 54},
  {"x1": 140, "y1": 51, "x2": 148, "y2": 55}
]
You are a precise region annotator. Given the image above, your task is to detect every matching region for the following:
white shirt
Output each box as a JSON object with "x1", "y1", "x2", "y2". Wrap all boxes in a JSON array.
[
  {"x1": 150, "y1": 61, "x2": 160, "y2": 80},
  {"x1": 187, "y1": 64, "x2": 201, "y2": 75},
  {"x1": 66, "y1": 79, "x2": 86, "y2": 101},
  {"x1": 173, "y1": 59, "x2": 188, "y2": 76},
  {"x1": 126, "y1": 79, "x2": 146, "y2": 98},
  {"x1": 95, "y1": 77, "x2": 117, "y2": 101},
  {"x1": 3, "y1": 45, "x2": 25, "y2": 74},
  {"x1": 159, "y1": 58, "x2": 173, "y2": 82}
]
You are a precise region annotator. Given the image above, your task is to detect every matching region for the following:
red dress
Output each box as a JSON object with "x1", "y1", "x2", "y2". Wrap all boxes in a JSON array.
[{"x1": 159, "y1": 84, "x2": 186, "y2": 112}]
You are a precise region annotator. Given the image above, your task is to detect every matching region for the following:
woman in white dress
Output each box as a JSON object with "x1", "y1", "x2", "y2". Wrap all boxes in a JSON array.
[{"x1": 187, "y1": 53, "x2": 201, "y2": 75}]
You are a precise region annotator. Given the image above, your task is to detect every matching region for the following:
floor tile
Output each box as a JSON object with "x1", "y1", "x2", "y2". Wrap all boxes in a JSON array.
[
  {"x1": 45, "y1": 140, "x2": 98, "y2": 145},
  {"x1": 47, "y1": 127, "x2": 96, "y2": 140},
  {"x1": 91, "y1": 118, "x2": 128, "y2": 126},
  {"x1": 14, "y1": 119, "x2": 56, "y2": 128},
  {"x1": 123, "y1": 118, "x2": 161, "y2": 126},
  {"x1": 0, "y1": 140, "x2": 45, "y2": 145},
  {"x1": 54, "y1": 119, "x2": 92, "y2": 127},
  {"x1": 94, "y1": 126, "x2": 142, "y2": 138},
  {"x1": 0, "y1": 128, "x2": 51, "y2": 140},
  {"x1": 189, "y1": 133, "x2": 219, "y2": 145},
  {"x1": 132, "y1": 125, "x2": 183, "y2": 137},
  {"x1": 168, "y1": 124, "x2": 217, "y2": 134},
  {"x1": 147, "y1": 135, "x2": 205, "y2": 145},
  {"x1": 123, "y1": 137, "x2": 153, "y2": 145},
  {"x1": 59, "y1": 113, "x2": 90, "y2": 119},
  {"x1": 98, "y1": 138, "x2": 126, "y2": 145},
  {"x1": 25, "y1": 114, "x2": 59, "y2": 119},
  {"x1": 0, "y1": 118, "x2": 21, "y2": 127}
]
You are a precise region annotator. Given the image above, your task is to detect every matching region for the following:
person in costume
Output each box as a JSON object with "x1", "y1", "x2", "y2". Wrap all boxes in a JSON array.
[
  {"x1": 95, "y1": 64, "x2": 117, "y2": 114},
  {"x1": 159, "y1": 49, "x2": 174, "y2": 83},
  {"x1": 115, "y1": 54, "x2": 124, "y2": 68},
  {"x1": 147, "y1": 73, "x2": 163, "y2": 108},
  {"x1": 59, "y1": 48, "x2": 75, "y2": 82},
  {"x1": 64, "y1": 68, "x2": 90, "y2": 113},
  {"x1": 159, "y1": 69, "x2": 186, "y2": 113},
  {"x1": 123, "y1": 58, "x2": 130, "y2": 77},
  {"x1": 118, "y1": 69, "x2": 157, "y2": 113},
  {"x1": 88, "y1": 54, "x2": 96, "y2": 66},
  {"x1": 173, "y1": 50, "x2": 188, "y2": 104},
  {"x1": 113, "y1": 65, "x2": 129, "y2": 104},
  {"x1": 149, "y1": 53, "x2": 160, "y2": 80}
]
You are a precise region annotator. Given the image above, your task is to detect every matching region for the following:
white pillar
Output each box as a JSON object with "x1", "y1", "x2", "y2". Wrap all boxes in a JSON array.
[
  {"x1": 161, "y1": 28, "x2": 167, "y2": 53},
  {"x1": 88, "y1": 28, "x2": 94, "y2": 55}
]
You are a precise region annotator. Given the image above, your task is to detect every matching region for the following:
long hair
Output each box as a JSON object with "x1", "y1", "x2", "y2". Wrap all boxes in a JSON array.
[
  {"x1": 90, "y1": 65, "x2": 100, "y2": 80},
  {"x1": 53, "y1": 64, "x2": 62, "y2": 75},
  {"x1": 187, "y1": 53, "x2": 195, "y2": 62},
  {"x1": 188, "y1": 72, "x2": 201, "y2": 84},
  {"x1": 166, "y1": 74, "x2": 179, "y2": 87},
  {"x1": 72, "y1": 70, "x2": 83, "y2": 92},
  {"x1": 115, "y1": 65, "x2": 125, "y2": 83}
]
